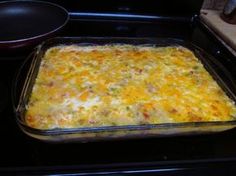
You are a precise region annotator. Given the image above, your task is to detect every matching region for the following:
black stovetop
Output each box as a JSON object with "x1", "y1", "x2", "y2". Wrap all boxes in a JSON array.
[{"x1": 1, "y1": 16, "x2": 236, "y2": 175}]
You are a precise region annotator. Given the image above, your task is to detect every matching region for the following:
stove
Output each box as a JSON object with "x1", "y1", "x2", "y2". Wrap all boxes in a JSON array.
[{"x1": 1, "y1": 0, "x2": 236, "y2": 175}]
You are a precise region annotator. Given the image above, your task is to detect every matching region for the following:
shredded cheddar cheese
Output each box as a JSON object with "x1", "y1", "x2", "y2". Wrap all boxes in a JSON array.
[{"x1": 26, "y1": 45, "x2": 236, "y2": 129}]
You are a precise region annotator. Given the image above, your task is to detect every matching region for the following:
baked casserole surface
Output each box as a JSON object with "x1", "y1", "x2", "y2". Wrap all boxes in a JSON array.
[{"x1": 26, "y1": 45, "x2": 236, "y2": 129}]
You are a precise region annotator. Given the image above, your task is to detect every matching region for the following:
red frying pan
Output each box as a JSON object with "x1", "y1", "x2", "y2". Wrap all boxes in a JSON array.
[{"x1": 0, "y1": 0, "x2": 69, "y2": 51}]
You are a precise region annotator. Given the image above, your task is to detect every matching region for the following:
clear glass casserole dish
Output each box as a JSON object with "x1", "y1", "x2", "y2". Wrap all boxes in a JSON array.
[{"x1": 13, "y1": 37, "x2": 236, "y2": 142}]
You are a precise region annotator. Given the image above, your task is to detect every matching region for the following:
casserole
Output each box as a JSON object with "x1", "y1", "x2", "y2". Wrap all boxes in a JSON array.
[{"x1": 14, "y1": 37, "x2": 236, "y2": 142}]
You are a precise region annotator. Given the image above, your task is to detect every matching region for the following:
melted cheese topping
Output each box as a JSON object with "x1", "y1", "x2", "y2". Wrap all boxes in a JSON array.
[{"x1": 26, "y1": 45, "x2": 236, "y2": 129}]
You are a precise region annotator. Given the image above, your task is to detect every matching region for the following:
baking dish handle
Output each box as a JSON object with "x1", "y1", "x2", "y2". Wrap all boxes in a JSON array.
[
  {"x1": 201, "y1": 50, "x2": 236, "y2": 101},
  {"x1": 12, "y1": 45, "x2": 41, "y2": 115}
]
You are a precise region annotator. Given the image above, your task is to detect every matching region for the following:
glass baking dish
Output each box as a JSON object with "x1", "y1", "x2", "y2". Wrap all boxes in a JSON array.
[{"x1": 13, "y1": 37, "x2": 236, "y2": 142}]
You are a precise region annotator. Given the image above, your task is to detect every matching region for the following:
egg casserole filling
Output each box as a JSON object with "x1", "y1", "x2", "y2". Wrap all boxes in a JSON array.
[{"x1": 25, "y1": 45, "x2": 236, "y2": 129}]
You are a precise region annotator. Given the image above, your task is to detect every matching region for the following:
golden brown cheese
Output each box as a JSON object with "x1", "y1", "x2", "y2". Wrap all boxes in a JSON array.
[{"x1": 25, "y1": 45, "x2": 236, "y2": 129}]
